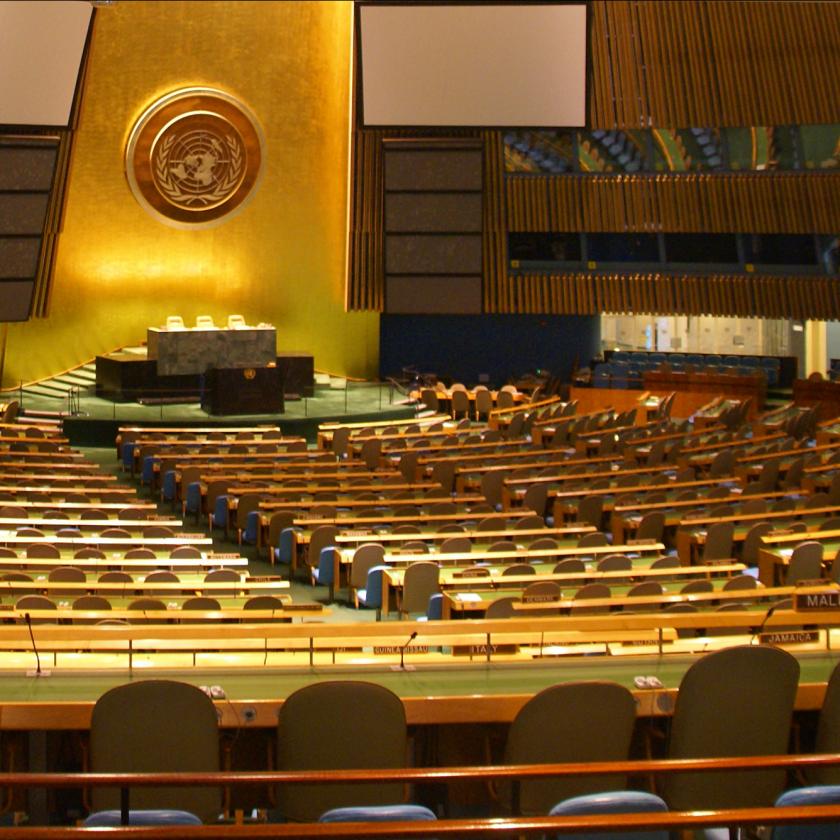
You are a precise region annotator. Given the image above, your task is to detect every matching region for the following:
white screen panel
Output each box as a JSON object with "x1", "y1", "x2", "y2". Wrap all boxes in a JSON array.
[
  {"x1": 359, "y1": 3, "x2": 586, "y2": 127},
  {"x1": 0, "y1": 0, "x2": 92, "y2": 126}
]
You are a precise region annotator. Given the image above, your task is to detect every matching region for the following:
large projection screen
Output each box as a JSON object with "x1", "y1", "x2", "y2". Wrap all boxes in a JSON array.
[
  {"x1": 0, "y1": 0, "x2": 92, "y2": 127},
  {"x1": 358, "y1": 3, "x2": 587, "y2": 128}
]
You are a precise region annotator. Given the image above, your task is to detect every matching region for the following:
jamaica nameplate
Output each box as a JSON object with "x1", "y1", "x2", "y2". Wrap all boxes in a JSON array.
[{"x1": 759, "y1": 630, "x2": 820, "y2": 645}]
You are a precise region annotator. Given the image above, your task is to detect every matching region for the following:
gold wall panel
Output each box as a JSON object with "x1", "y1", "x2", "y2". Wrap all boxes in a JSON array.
[{"x1": 2, "y1": 1, "x2": 378, "y2": 388}]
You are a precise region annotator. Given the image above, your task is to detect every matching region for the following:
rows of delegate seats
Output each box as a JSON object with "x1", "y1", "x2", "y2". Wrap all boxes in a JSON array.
[
  {"x1": 0, "y1": 419, "x2": 304, "y2": 622},
  {"x1": 111, "y1": 395, "x2": 840, "y2": 645},
  {"x1": 116, "y1": 390, "x2": 828, "y2": 632},
  {"x1": 12, "y1": 407, "x2": 840, "y2": 826},
  {"x1": 591, "y1": 350, "x2": 782, "y2": 388},
  {"x1": 292, "y1": 398, "x2": 833, "y2": 628}
]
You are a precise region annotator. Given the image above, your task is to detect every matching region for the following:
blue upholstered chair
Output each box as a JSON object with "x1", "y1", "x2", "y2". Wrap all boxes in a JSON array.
[
  {"x1": 423, "y1": 592, "x2": 443, "y2": 621},
  {"x1": 770, "y1": 785, "x2": 840, "y2": 839},
  {"x1": 210, "y1": 494, "x2": 231, "y2": 534},
  {"x1": 626, "y1": 365, "x2": 642, "y2": 388},
  {"x1": 84, "y1": 810, "x2": 202, "y2": 827},
  {"x1": 311, "y1": 546, "x2": 339, "y2": 602},
  {"x1": 276, "y1": 526, "x2": 301, "y2": 567},
  {"x1": 319, "y1": 804, "x2": 436, "y2": 832},
  {"x1": 548, "y1": 791, "x2": 669, "y2": 840},
  {"x1": 356, "y1": 564, "x2": 388, "y2": 620},
  {"x1": 241, "y1": 509, "x2": 261, "y2": 545},
  {"x1": 183, "y1": 481, "x2": 203, "y2": 522},
  {"x1": 160, "y1": 469, "x2": 178, "y2": 506},
  {"x1": 593, "y1": 364, "x2": 611, "y2": 388},
  {"x1": 760, "y1": 357, "x2": 780, "y2": 386},
  {"x1": 140, "y1": 455, "x2": 159, "y2": 487},
  {"x1": 121, "y1": 442, "x2": 137, "y2": 473}
]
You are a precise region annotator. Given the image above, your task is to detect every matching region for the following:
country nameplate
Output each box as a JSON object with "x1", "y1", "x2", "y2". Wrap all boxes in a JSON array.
[
  {"x1": 795, "y1": 591, "x2": 840, "y2": 611},
  {"x1": 759, "y1": 630, "x2": 820, "y2": 645}
]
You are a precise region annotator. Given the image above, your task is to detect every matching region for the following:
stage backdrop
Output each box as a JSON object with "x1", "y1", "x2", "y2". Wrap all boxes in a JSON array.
[{"x1": 1, "y1": 1, "x2": 378, "y2": 388}]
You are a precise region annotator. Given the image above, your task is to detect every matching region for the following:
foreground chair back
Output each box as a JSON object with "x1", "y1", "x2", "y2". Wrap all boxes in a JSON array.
[
  {"x1": 501, "y1": 681, "x2": 637, "y2": 815},
  {"x1": 90, "y1": 680, "x2": 221, "y2": 821},
  {"x1": 659, "y1": 645, "x2": 800, "y2": 811},
  {"x1": 807, "y1": 660, "x2": 840, "y2": 785},
  {"x1": 276, "y1": 681, "x2": 407, "y2": 822}
]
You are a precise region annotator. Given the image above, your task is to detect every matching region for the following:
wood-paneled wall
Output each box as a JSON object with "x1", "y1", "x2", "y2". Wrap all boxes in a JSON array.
[
  {"x1": 348, "y1": 129, "x2": 509, "y2": 314},
  {"x1": 590, "y1": 1, "x2": 840, "y2": 128},
  {"x1": 347, "y1": 129, "x2": 385, "y2": 312},
  {"x1": 505, "y1": 172, "x2": 840, "y2": 234},
  {"x1": 498, "y1": 273, "x2": 840, "y2": 320},
  {"x1": 347, "y1": 1, "x2": 840, "y2": 318}
]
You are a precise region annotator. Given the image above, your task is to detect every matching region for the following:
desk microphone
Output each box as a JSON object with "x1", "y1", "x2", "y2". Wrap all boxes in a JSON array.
[
  {"x1": 25, "y1": 613, "x2": 50, "y2": 677},
  {"x1": 751, "y1": 604, "x2": 777, "y2": 644},
  {"x1": 399, "y1": 631, "x2": 417, "y2": 671}
]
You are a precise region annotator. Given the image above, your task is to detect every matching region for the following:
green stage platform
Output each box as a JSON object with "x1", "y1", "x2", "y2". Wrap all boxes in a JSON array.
[{"x1": 13, "y1": 379, "x2": 416, "y2": 447}]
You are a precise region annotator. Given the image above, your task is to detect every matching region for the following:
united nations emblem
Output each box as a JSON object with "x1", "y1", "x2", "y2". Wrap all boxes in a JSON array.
[{"x1": 126, "y1": 88, "x2": 264, "y2": 228}]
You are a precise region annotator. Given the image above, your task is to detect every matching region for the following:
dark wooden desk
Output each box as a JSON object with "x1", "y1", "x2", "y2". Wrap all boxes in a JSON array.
[{"x1": 202, "y1": 366, "x2": 284, "y2": 415}]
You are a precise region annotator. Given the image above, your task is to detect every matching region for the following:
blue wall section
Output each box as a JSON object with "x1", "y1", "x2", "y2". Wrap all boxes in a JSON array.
[{"x1": 379, "y1": 314, "x2": 600, "y2": 387}]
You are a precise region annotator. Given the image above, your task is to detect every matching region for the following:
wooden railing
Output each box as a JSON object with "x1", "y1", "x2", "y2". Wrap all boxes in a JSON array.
[
  {"x1": 3, "y1": 754, "x2": 840, "y2": 835},
  {"x1": 3, "y1": 810, "x2": 839, "y2": 837}
]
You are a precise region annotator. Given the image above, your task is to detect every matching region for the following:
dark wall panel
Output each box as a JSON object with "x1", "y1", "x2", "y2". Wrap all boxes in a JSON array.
[
  {"x1": 0, "y1": 194, "x2": 50, "y2": 235},
  {"x1": 0, "y1": 281, "x2": 35, "y2": 321},
  {"x1": 387, "y1": 276, "x2": 482, "y2": 314},
  {"x1": 385, "y1": 193, "x2": 483, "y2": 233},
  {"x1": 382, "y1": 142, "x2": 484, "y2": 314},
  {"x1": 385, "y1": 233, "x2": 482, "y2": 274},
  {"x1": 0, "y1": 238, "x2": 41, "y2": 278},
  {"x1": 384, "y1": 149, "x2": 482, "y2": 191},
  {"x1": 380, "y1": 314, "x2": 600, "y2": 386},
  {"x1": 0, "y1": 146, "x2": 58, "y2": 190}
]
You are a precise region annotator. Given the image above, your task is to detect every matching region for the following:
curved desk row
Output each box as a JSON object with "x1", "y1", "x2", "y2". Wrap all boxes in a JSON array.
[{"x1": 0, "y1": 611, "x2": 838, "y2": 731}]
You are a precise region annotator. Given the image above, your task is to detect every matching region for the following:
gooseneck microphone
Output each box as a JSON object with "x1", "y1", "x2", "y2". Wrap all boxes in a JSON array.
[
  {"x1": 25, "y1": 613, "x2": 44, "y2": 676},
  {"x1": 399, "y1": 631, "x2": 418, "y2": 671},
  {"x1": 752, "y1": 604, "x2": 777, "y2": 644}
]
